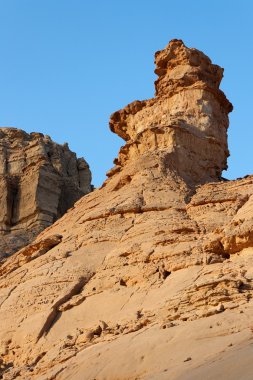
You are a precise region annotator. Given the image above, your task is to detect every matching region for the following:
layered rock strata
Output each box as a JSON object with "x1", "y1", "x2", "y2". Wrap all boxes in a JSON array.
[
  {"x1": 109, "y1": 39, "x2": 232, "y2": 185},
  {"x1": 0, "y1": 128, "x2": 92, "y2": 259},
  {"x1": 0, "y1": 40, "x2": 253, "y2": 380}
]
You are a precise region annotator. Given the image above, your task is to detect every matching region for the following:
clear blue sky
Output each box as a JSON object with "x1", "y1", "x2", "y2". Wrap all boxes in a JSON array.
[{"x1": 0, "y1": 0, "x2": 252, "y2": 187}]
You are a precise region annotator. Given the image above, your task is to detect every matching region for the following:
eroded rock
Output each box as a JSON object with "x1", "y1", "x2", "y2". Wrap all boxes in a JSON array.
[
  {"x1": 0, "y1": 128, "x2": 92, "y2": 259},
  {"x1": 0, "y1": 40, "x2": 253, "y2": 380}
]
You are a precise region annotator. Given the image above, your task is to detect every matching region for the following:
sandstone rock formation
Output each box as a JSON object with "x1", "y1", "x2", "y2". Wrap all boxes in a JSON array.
[
  {"x1": 0, "y1": 128, "x2": 92, "y2": 259},
  {"x1": 109, "y1": 39, "x2": 232, "y2": 185},
  {"x1": 0, "y1": 40, "x2": 253, "y2": 380}
]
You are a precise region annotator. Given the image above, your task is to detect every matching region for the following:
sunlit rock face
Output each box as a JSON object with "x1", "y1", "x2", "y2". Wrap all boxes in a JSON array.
[
  {"x1": 109, "y1": 39, "x2": 232, "y2": 185},
  {"x1": 0, "y1": 41, "x2": 253, "y2": 380},
  {"x1": 0, "y1": 128, "x2": 92, "y2": 259}
]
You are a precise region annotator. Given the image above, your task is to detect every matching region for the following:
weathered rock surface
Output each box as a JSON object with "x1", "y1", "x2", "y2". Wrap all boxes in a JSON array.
[
  {"x1": 0, "y1": 40, "x2": 253, "y2": 380},
  {"x1": 109, "y1": 38, "x2": 232, "y2": 185},
  {"x1": 0, "y1": 128, "x2": 92, "y2": 259}
]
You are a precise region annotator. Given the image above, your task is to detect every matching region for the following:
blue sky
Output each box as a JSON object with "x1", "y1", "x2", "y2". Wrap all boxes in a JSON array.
[{"x1": 0, "y1": 0, "x2": 252, "y2": 187}]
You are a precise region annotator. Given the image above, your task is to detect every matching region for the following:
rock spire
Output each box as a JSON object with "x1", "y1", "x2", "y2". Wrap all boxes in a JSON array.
[{"x1": 109, "y1": 39, "x2": 232, "y2": 185}]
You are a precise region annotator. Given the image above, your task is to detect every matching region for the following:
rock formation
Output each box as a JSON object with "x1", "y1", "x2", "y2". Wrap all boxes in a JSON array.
[
  {"x1": 0, "y1": 128, "x2": 92, "y2": 259},
  {"x1": 109, "y1": 39, "x2": 232, "y2": 185},
  {"x1": 0, "y1": 40, "x2": 253, "y2": 380}
]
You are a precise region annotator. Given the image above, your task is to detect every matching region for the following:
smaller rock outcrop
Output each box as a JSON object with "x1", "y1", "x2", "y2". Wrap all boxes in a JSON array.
[{"x1": 0, "y1": 128, "x2": 92, "y2": 259}]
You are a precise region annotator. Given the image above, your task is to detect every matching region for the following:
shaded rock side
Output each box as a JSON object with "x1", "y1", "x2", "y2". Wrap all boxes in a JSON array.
[
  {"x1": 0, "y1": 128, "x2": 92, "y2": 259},
  {"x1": 0, "y1": 40, "x2": 253, "y2": 380}
]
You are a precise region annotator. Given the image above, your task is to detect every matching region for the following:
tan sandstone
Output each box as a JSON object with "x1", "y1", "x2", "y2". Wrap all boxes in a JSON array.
[
  {"x1": 0, "y1": 40, "x2": 253, "y2": 380},
  {"x1": 0, "y1": 128, "x2": 92, "y2": 259}
]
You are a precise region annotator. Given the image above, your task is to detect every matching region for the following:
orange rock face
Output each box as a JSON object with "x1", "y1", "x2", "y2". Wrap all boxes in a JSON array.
[{"x1": 0, "y1": 40, "x2": 253, "y2": 380}]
